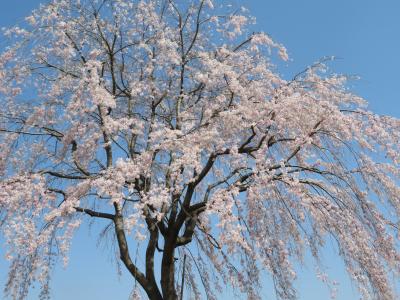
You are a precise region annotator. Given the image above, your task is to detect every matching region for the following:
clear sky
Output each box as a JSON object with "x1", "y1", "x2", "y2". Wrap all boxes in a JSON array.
[{"x1": 0, "y1": 1, "x2": 400, "y2": 299}]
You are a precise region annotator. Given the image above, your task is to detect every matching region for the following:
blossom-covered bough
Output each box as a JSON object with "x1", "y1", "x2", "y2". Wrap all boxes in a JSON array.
[{"x1": 1, "y1": 0, "x2": 400, "y2": 299}]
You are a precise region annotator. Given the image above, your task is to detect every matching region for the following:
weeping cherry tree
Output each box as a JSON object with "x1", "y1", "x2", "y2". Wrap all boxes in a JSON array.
[{"x1": 1, "y1": 0, "x2": 400, "y2": 299}]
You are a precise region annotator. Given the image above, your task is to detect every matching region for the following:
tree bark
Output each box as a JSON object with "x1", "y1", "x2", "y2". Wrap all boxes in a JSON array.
[{"x1": 161, "y1": 235, "x2": 178, "y2": 299}]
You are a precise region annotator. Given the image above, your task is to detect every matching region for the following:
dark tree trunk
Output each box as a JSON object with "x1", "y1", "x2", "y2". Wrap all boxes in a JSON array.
[{"x1": 160, "y1": 237, "x2": 178, "y2": 300}]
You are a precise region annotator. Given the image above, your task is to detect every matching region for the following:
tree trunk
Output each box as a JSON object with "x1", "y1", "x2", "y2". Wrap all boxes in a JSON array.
[{"x1": 160, "y1": 237, "x2": 178, "y2": 299}]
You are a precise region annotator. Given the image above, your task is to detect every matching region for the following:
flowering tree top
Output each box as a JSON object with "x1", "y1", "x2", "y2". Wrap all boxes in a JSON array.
[{"x1": 1, "y1": 1, "x2": 400, "y2": 299}]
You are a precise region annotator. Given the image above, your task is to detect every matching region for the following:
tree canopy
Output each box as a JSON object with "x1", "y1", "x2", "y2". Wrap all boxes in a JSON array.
[{"x1": 1, "y1": 0, "x2": 400, "y2": 299}]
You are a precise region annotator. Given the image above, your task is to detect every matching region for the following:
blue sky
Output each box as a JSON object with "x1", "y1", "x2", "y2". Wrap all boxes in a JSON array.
[{"x1": 1, "y1": 0, "x2": 400, "y2": 299}]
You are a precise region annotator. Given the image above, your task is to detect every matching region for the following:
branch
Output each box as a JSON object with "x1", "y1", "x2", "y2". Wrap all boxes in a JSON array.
[
  {"x1": 184, "y1": 0, "x2": 204, "y2": 58},
  {"x1": 176, "y1": 214, "x2": 198, "y2": 247},
  {"x1": 232, "y1": 34, "x2": 254, "y2": 53},
  {"x1": 285, "y1": 119, "x2": 323, "y2": 162},
  {"x1": 0, "y1": 128, "x2": 57, "y2": 137},
  {"x1": 71, "y1": 140, "x2": 91, "y2": 176},
  {"x1": 44, "y1": 171, "x2": 89, "y2": 180},
  {"x1": 113, "y1": 203, "x2": 149, "y2": 290},
  {"x1": 74, "y1": 207, "x2": 115, "y2": 220},
  {"x1": 144, "y1": 217, "x2": 160, "y2": 289}
]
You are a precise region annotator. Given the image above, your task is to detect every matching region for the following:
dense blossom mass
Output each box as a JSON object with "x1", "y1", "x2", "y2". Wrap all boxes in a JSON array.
[{"x1": 1, "y1": 0, "x2": 400, "y2": 299}]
